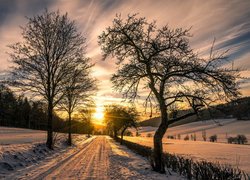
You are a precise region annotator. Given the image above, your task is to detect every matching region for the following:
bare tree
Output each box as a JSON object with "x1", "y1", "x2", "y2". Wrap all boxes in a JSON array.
[
  {"x1": 119, "y1": 107, "x2": 138, "y2": 145},
  {"x1": 79, "y1": 107, "x2": 95, "y2": 137},
  {"x1": 8, "y1": 10, "x2": 87, "y2": 149},
  {"x1": 104, "y1": 104, "x2": 138, "y2": 144},
  {"x1": 98, "y1": 14, "x2": 240, "y2": 172},
  {"x1": 104, "y1": 105, "x2": 123, "y2": 138},
  {"x1": 58, "y1": 62, "x2": 96, "y2": 145}
]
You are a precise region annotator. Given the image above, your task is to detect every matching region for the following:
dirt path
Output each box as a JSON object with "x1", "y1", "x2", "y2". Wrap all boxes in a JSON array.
[{"x1": 34, "y1": 136, "x2": 110, "y2": 180}]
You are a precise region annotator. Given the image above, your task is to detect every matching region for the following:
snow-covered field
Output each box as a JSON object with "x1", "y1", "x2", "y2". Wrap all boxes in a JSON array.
[
  {"x1": 0, "y1": 127, "x2": 90, "y2": 179},
  {"x1": 125, "y1": 119, "x2": 250, "y2": 174},
  {"x1": 0, "y1": 127, "x2": 183, "y2": 179},
  {"x1": 0, "y1": 127, "x2": 46, "y2": 145},
  {"x1": 135, "y1": 119, "x2": 250, "y2": 143}
]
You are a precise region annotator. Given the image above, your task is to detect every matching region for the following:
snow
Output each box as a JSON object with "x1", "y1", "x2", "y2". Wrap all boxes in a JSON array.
[
  {"x1": 0, "y1": 127, "x2": 46, "y2": 145},
  {"x1": 108, "y1": 137, "x2": 185, "y2": 180},
  {"x1": 4, "y1": 123, "x2": 248, "y2": 179},
  {"x1": 134, "y1": 119, "x2": 250, "y2": 143},
  {"x1": 124, "y1": 136, "x2": 250, "y2": 174},
  {"x1": 0, "y1": 127, "x2": 91, "y2": 179},
  {"x1": 0, "y1": 127, "x2": 184, "y2": 179},
  {"x1": 127, "y1": 119, "x2": 250, "y2": 174}
]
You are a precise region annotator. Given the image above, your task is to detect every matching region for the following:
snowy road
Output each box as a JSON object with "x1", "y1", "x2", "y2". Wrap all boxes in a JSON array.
[
  {"x1": 8, "y1": 136, "x2": 109, "y2": 180},
  {"x1": 3, "y1": 135, "x2": 179, "y2": 180},
  {"x1": 39, "y1": 136, "x2": 110, "y2": 180}
]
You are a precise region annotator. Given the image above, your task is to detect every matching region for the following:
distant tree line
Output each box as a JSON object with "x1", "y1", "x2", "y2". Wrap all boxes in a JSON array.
[
  {"x1": 0, "y1": 85, "x2": 93, "y2": 134},
  {"x1": 184, "y1": 96, "x2": 250, "y2": 121},
  {"x1": 216, "y1": 97, "x2": 250, "y2": 120},
  {"x1": 169, "y1": 96, "x2": 250, "y2": 123},
  {"x1": 140, "y1": 97, "x2": 250, "y2": 128}
]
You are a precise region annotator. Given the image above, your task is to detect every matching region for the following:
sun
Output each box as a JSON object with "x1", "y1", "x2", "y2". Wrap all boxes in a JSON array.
[
  {"x1": 93, "y1": 106, "x2": 104, "y2": 123},
  {"x1": 94, "y1": 111, "x2": 104, "y2": 120}
]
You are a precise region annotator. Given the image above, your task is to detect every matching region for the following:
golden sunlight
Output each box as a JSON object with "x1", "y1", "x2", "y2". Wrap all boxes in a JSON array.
[{"x1": 93, "y1": 106, "x2": 104, "y2": 124}]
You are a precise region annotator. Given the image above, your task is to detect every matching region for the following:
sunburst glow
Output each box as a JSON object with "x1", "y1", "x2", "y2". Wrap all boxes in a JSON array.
[{"x1": 93, "y1": 106, "x2": 104, "y2": 122}]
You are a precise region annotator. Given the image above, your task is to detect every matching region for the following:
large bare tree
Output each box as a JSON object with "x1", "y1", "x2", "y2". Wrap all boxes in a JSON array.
[
  {"x1": 58, "y1": 61, "x2": 96, "y2": 146},
  {"x1": 98, "y1": 14, "x2": 240, "y2": 172},
  {"x1": 8, "y1": 10, "x2": 87, "y2": 149}
]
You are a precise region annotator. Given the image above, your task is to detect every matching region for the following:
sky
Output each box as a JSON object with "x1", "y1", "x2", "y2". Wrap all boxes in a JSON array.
[{"x1": 0, "y1": 0, "x2": 250, "y2": 119}]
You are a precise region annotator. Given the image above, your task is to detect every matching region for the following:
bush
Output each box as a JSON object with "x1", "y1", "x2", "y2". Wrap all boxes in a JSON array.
[
  {"x1": 146, "y1": 133, "x2": 152, "y2": 138},
  {"x1": 228, "y1": 134, "x2": 248, "y2": 144},
  {"x1": 115, "y1": 137, "x2": 152, "y2": 158},
  {"x1": 115, "y1": 137, "x2": 249, "y2": 180},
  {"x1": 209, "y1": 135, "x2": 217, "y2": 142},
  {"x1": 190, "y1": 134, "x2": 197, "y2": 141},
  {"x1": 202, "y1": 130, "x2": 207, "y2": 141},
  {"x1": 177, "y1": 134, "x2": 181, "y2": 140},
  {"x1": 227, "y1": 137, "x2": 236, "y2": 144},
  {"x1": 237, "y1": 134, "x2": 248, "y2": 144},
  {"x1": 167, "y1": 135, "x2": 174, "y2": 139},
  {"x1": 125, "y1": 130, "x2": 133, "y2": 136},
  {"x1": 184, "y1": 135, "x2": 189, "y2": 141},
  {"x1": 136, "y1": 131, "x2": 141, "y2": 137},
  {"x1": 191, "y1": 134, "x2": 194, "y2": 140}
]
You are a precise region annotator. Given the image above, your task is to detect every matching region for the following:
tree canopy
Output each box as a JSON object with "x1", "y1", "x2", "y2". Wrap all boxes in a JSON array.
[{"x1": 104, "y1": 104, "x2": 138, "y2": 143}]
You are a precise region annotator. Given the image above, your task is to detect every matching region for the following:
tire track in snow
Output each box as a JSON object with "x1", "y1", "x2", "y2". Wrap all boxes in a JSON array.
[{"x1": 34, "y1": 136, "x2": 110, "y2": 180}]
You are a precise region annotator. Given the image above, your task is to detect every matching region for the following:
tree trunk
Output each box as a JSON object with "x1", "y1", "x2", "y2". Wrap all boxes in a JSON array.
[
  {"x1": 28, "y1": 118, "x2": 30, "y2": 129},
  {"x1": 68, "y1": 112, "x2": 72, "y2": 146},
  {"x1": 153, "y1": 105, "x2": 168, "y2": 173},
  {"x1": 120, "y1": 127, "x2": 127, "y2": 145},
  {"x1": 46, "y1": 101, "x2": 53, "y2": 149},
  {"x1": 114, "y1": 130, "x2": 117, "y2": 138},
  {"x1": 113, "y1": 127, "x2": 117, "y2": 139}
]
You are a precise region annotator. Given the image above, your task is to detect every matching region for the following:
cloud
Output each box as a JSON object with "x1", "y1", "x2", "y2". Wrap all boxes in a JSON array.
[{"x1": 0, "y1": 0, "x2": 250, "y2": 110}]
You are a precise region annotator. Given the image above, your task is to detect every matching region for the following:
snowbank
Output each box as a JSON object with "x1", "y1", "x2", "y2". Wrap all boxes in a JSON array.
[
  {"x1": 108, "y1": 137, "x2": 185, "y2": 179},
  {"x1": 0, "y1": 127, "x2": 89, "y2": 179}
]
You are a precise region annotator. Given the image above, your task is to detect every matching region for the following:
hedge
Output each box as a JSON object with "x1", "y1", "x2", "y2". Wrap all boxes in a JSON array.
[{"x1": 115, "y1": 137, "x2": 249, "y2": 180}]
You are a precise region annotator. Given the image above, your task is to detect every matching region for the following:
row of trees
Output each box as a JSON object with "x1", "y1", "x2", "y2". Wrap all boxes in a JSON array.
[
  {"x1": 0, "y1": 84, "x2": 94, "y2": 135},
  {"x1": 0, "y1": 85, "x2": 45, "y2": 128},
  {"x1": 4, "y1": 10, "x2": 96, "y2": 148}
]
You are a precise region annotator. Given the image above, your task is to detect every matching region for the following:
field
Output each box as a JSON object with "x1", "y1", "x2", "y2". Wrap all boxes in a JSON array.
[
  {"x1": 136, "y1": 119, "x2": 250, "y2": 143},
  {"x1": 126, "y1": 118, "x2": 250, "y2": 173},
  {"x1": 0, "y1": 127, "x2": 46, "y2": 145}
]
